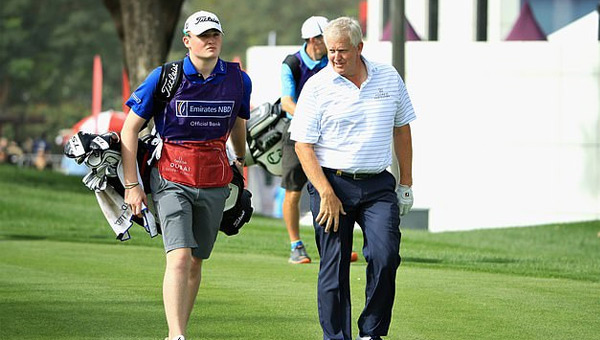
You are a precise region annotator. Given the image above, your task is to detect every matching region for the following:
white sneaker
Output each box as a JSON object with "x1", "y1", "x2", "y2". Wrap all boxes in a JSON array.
[
  {"x1": 356, "y1": 336, "x2": 382, "y2": 340},
  {"x1": 166, "y1": 336, "x2": 185, "y2": 340}
]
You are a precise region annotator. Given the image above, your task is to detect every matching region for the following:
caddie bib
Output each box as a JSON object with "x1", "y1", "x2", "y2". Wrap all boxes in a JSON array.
[
  {"x1": 153, "y1": 60, "x2": 244, "y2": 188},
  {"x1": 157, "y1": 139, "x2": 232, "y2": 188},
  {"x1": 156, "y1": 60, "x2": 244, "y2": 142}
]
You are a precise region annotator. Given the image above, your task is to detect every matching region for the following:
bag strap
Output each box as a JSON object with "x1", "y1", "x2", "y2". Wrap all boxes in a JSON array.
[
  {"x1": 283, "y1": 54, "x2": 301, "y2": 87},
  {"x1": 153, "y1": 59, "x2": 184, "y2": 108}
]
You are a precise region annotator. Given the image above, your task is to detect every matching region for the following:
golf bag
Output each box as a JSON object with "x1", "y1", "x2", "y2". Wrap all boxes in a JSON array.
[
  {"x1": 64, "y1": 131, "x2": 253, "y2": 237},
  {"x1": 244, "y1": 99, "x2": 290, "y2": 176},
  {"x1": 63, "y1": 131, "x2": 158, "y2": 241}
]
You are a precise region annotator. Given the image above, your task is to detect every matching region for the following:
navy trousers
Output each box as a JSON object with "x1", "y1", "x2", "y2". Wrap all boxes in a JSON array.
[{"x1": 307, "y1": 170, "x2": 401, "y2": 340}]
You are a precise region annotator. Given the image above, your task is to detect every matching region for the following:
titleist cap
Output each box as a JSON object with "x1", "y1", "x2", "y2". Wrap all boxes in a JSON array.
[
  {"x1": 183, "y1": 11, "x2": 223, "y2": 35},
  {"x1": 301, "y1": 16, "x2": 328, "y2": 39}
]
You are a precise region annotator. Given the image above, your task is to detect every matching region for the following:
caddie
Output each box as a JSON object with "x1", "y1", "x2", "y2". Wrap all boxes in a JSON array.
[
  {"x1": 280, "y1": 15, "x2": 329, "y2": 264},
  {"x1": 120, "y1": 10, "x2": 251, "y2": 340}
]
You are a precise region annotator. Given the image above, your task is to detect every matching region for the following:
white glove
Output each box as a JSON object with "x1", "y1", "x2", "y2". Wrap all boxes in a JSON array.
[
  {"x1": 396, "y1": 184, "x2": 413, "y2": 216},
  {"x1": 149, "y1": 137, "x2": 163, "y2": 165},
  {"x1": 139, "y1": 129, "x2": 162, "y2": 166}
]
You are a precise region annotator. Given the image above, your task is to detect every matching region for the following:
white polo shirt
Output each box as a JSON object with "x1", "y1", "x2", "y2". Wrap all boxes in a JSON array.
[{"x1": 290, "y1": 56, "x2": 416, "y2": 173}]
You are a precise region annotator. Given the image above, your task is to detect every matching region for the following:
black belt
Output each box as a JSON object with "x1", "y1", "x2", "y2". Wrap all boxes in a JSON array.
[{"x1": 324, "y1": 168, "x2": 381, "y2": 180}]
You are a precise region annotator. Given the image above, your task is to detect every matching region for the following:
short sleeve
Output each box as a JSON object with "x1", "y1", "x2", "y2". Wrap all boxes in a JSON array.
[
  {"x1": 394, "y1": 74, "x2": 416, "y2": 127},
  {"x1": 125, "y1": 67, "x2": 162, "y2": 120},
  {"x1": 238, "y1": 71, "x2": 252, "y2": 120},
  {"x1": 281, "y1": 63, "x2": 296, "y2": 100},
  {"x1": 289, "y1": 79, "x2": 320, "y2": 144}
]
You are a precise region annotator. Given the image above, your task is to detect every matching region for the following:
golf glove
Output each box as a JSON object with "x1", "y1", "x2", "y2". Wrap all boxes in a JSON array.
[
  {"x1": 148, "y1": 137, "x2": 163, "y2": 165},
  {"x1": 396, "y1": 184, "x2": 413, "y2": 216},
  {"x1": 139, "y1": 131, "x2": 163, "y2": 166}
]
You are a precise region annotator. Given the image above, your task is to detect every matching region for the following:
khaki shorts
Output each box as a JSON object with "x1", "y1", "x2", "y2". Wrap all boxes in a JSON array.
[{"x1": 150, "y1": 167, "x2": 229, "y2": 259}]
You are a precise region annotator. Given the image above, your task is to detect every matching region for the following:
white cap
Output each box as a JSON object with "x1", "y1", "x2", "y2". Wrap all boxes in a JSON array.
[
  {"x1": 301, "y1": 16, "x2": 328, "y2": 39},
  {"x1": 183, "y1": 11, "x2": 223, "y2": 35}
]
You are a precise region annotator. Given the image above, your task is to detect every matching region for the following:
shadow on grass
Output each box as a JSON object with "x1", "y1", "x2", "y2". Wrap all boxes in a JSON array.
[
  {"x1": 403, "y1": 256, "x2": 519, "y2": 266},
  {"x1": 1, "y1": 234, "x2": 48, "y2": 241},
  {"x1": 403, "y1": 257, "x2": 443, "y2": 264}
]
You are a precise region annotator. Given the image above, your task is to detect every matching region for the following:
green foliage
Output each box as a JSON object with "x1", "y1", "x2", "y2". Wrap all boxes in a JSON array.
[
  {"x1": 1, "y1": 0, "x2": 362, "y2": 143},
  {"x1": 0, "y1": 164, "x2": 599, "y2": 339},
  {"x1": 1, "y1": 0, "x2": 123, "y2": 142}
]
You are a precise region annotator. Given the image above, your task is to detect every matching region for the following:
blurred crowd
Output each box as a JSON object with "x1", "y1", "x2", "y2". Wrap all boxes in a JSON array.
[{"x1": 0, "y1": 136, "x2": 52, "y2": 170}]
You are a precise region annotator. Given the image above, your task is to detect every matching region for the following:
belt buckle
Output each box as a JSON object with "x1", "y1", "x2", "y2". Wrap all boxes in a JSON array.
[{"x1": 336, "y1": 170, "x2": 343, "y2": 176}]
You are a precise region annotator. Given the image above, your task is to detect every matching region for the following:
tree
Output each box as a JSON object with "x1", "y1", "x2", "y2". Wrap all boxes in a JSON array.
[{"x1": 103, "y1": 0, "x2": 184, "y2": 88}]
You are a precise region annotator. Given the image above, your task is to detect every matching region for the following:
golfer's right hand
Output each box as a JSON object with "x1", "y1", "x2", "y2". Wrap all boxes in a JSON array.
[
  {"x1": 124, "y1": 185, "x2": 147, "y2": 217},
  {"x1": 316, "y1": 189, "x2": 346, "y2": 233}
]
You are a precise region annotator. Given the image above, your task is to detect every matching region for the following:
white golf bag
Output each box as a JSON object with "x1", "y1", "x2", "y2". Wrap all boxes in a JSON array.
[{"x1": 244, "y1": 99, "x2": 290, "y2": 176}]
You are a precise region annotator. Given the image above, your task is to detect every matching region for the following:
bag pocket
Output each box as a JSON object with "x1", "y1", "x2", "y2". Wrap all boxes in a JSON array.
[{"x1": 157, "y1": 141, "x2": 232, "y2": 188}]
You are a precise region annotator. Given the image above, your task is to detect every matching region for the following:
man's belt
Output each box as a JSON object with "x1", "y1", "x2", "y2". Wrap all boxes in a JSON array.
[{"x1": 323, "y1": 168, "x2": 381, "y2": 180}]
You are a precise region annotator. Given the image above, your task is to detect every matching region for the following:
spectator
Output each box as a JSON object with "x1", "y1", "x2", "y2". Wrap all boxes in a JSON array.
[
  {"x1": 0, "y1": 137, "x2": 8, "y2": 163},
  {"x1": 33, "y1": 134, "x2": 50, "y2": 170},
  {"x1": 6, "y1": 141, "x2": 24, "y2": 165}
]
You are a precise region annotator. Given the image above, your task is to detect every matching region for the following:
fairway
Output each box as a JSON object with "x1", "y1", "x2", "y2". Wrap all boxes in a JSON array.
[{"x1": 1, "y1": 165, "x2": 599, "y2": 339}]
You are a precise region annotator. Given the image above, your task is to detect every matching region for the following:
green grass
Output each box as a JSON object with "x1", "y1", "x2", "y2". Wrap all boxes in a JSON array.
[{"x1": 1, "y1": 164, "x2": 599, "y2": 339}]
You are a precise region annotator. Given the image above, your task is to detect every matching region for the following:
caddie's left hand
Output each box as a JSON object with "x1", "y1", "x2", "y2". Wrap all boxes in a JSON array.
[{"x1": 396, "y1": 184, "x2": 413, "y2": 216}]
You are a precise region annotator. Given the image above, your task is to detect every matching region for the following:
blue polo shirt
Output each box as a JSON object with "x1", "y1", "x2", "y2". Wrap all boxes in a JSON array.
[{"x1": 126, "y1": 56, "x2": 252, "y2": 120}]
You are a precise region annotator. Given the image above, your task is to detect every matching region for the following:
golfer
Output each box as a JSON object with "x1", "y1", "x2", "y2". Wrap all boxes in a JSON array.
[{"x1": 290, "y1": 17, "x2": 416, "y2": 340}]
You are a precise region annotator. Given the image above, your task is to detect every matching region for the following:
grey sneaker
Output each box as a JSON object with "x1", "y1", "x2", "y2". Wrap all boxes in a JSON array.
[{"x1": 288, "y1": 244, "x2": 311, "y2": 264}]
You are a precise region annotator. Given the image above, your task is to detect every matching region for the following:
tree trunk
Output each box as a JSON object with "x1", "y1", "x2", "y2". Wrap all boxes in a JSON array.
[{"x1": 103, "y1": 0, "x2": 184, "y2": 88}]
